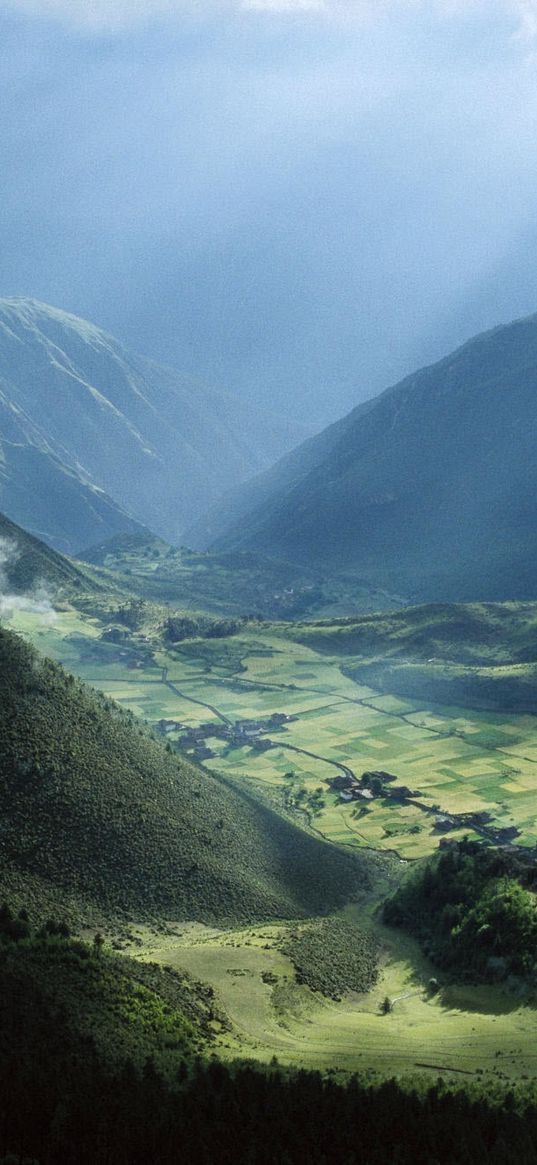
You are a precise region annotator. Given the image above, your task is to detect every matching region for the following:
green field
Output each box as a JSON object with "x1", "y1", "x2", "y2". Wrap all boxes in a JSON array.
[{"x1": 7, "y1": 606, "x2": 537, "y2": 861}]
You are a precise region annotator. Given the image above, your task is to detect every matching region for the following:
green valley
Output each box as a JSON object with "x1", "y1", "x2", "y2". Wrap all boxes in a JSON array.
[{"x1": 9, "y1": 600, "x2": 537, "y2": 865}]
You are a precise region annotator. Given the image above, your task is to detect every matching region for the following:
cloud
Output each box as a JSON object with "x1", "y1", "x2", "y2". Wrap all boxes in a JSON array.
[
  {"x1": 3, "y1": 0, "x2": 537, "y2": 33},
  {"x1": 0, "y1": 538, "x2": 56, "y2": 623},
  {"x1": 242, "y1": 0, "x2": 327, "y2": 11},
  {"x1": 513, "y1": 0, "x2": 537, "y2": 36},
  {"x1": 3, "y1": 0, "x2": 189, "y2": 31}
]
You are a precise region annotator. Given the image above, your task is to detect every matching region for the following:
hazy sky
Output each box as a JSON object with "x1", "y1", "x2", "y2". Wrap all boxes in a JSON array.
[{"x1": 3, "y1": 0, "x2": 537, "y2": 423}]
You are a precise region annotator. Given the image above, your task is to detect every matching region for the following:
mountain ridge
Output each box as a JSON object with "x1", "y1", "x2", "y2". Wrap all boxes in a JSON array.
[
  {"x1": 204, "y1": 309, "x2": 537, "y2": 602},
  {"x1": 0, "y1": 297, "x2": 306, "y2": 553}
]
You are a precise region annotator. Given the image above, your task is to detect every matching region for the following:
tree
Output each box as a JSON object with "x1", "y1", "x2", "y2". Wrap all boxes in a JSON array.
[{"x1": 93, "y1": 932, "x2": 105, "y2": 955}]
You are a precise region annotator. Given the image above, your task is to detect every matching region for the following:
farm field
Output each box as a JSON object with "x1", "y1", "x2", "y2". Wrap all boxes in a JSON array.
[
  {"x1": 7, "y1": 604, "x2": 537, "y2": 861},
  {"x1": 135, "y1": 909, "x2": 537, "y2": 1082}
]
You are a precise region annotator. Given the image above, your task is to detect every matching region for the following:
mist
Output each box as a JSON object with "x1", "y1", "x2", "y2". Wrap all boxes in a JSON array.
[
  {"x1": 0, "y1": 537, "x2": 56, "y2": 622},
  {"x1": 2, "y1": 2, "x2": 537, "y2": 424}
]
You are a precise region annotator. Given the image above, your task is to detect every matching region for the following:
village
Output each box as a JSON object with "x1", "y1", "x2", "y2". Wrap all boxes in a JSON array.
[
  {"x1": 327, "y1": 770, "x2": 521, "y2": 848},
  {"x1": 157, "y1": 711, "x2": 298, "y2": 762},
  {"x1": 156, "y1": 706, "x2": 524, "y2": 852}
]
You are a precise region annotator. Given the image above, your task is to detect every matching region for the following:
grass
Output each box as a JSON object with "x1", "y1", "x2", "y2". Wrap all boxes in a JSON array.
[{"x1": 291, "y1": 601, "x2": 537, "y2": 712}]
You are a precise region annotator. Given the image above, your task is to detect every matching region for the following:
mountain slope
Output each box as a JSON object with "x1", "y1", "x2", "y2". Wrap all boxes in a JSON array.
[
  {"x1": 208, "y1": 311, "x2": 537, "y2": 601},
  {"x1": 0, "y1": 625, "x2": 374, "y2": 925},
  {"x1": 0, "y1": 509, "x2": 93, "y2": 592},
  {"x1": 0, "y1": 436, "x2": 144, "y2": 555},
  {"x1": 0, "y1": 298, "x2": 304, "y2": 553}
]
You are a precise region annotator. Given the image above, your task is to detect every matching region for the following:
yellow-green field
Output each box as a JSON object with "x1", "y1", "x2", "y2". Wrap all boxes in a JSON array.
[{"x1": 7, "y1": 605, "x2": 537, "y2": 860}]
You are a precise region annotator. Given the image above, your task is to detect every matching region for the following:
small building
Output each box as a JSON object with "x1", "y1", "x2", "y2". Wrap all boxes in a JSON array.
[
  {"x1": 252, "y1": 738, "x2": 274, "y2": 752},
  {"x1": 157, "y1": 718, "x2": 180, "y2": 734},
  {"x1": 329, "y1": 774, "x2": 354, "y2": 791},
  {"x1": 434, "y1": 815, "x2": 456, "y2": 832},
  {"x1": 362, "y1": 770, "x2": 397, "y2": 784},
  {"x1": 339, "y1": 791, "x2": 354, "y2": 802}
]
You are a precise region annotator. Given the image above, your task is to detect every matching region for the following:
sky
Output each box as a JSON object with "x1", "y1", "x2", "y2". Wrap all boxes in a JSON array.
[{"x1": 2, "y1": 1, "x2": 537, "y2": 425}]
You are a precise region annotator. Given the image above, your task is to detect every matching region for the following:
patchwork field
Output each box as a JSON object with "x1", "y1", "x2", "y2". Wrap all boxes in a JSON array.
[{"x1": 7, "y1": 605, "x2": 537, "y2": 861}]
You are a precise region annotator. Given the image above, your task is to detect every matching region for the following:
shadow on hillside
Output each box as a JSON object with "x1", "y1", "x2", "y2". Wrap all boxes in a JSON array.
[{"x1": 437, "y1": 981, "x2": 532, "y2": 1016}]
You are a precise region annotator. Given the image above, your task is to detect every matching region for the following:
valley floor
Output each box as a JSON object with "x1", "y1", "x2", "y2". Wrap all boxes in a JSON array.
[
  {"x1": 10, "y1": 605, "x2": 537, "y2": 861},
  {"x1": 8, "y1": 603, "x2": 537, "y2": 1081}
]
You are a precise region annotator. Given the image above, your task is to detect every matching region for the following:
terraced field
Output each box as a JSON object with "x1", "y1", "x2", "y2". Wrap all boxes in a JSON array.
[{"x1": 7, "y1": 606, "x2": 537, "y2": 861}]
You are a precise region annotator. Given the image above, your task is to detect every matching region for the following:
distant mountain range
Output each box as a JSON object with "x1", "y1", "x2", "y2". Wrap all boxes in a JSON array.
[
  {"x1": 0, "y1": 298, "x2": 305, "y2": 554},
  {"x1": 198, "y1": 311, "x2": 537, "y2": 602}
]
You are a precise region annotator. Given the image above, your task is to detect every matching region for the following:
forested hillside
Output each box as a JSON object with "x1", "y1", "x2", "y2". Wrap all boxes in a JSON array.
[
  {"x1": 0, "y1": 510, "x2": 92, "y2": 593},
  {"x1": 0, "y1": 625, "x2": 375, "y2": 925},
  {"x1": 384, "y1": 840, "x2": 537, "y2": 983}
]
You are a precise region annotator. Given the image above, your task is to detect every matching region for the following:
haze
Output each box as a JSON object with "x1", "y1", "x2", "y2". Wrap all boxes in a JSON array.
[{"x1": 2, "y1": 0, "x2": 537, "y2": 423}]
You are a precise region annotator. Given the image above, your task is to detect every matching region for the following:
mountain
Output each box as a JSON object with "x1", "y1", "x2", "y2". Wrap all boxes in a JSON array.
[
  {"x1": 0, "y1": 509, "x2": 95, "y2": 593},
  {"x1": 203, "y1": 311, "x2": 537, "y2": 602},
  {"x1": 0, "y1": 435, "x2": 144, "y2": 556},
  {"x1": 0, "y1": 298, "x2": 305, "y2": 554},
  {"x1": 186, "y1": 405, "x2": 357, "y2": 549},
  {"x1": 0, "y1": 624, "x2": 375, "y2": 926}
]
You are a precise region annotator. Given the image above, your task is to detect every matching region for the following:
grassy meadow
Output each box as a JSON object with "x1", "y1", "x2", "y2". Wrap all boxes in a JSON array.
[{"x1": 135, "y1": 907, "x2": 537, "y2": 1083}]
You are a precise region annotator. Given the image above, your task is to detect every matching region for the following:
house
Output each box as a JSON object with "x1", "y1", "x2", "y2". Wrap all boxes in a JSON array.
[
  {"x1": 339, "y1": 791, "x2": 354, "y2": 802},
  {"x1": 157, "y1": 719, "x2": 180, "y2": 734},
  {"x1": 362, "y1": 770, "x2": 397, "y2": 783},
  {"x1": 495, "y1": 825, "x2": 520, "y2": 842},
  {"x1": 329, "y1": 774, "x2": 354, "y2": 791},
  {"x1": 434, "y1": 815, "x2": 456, "y2": 832}
]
